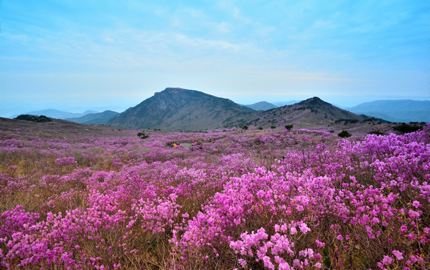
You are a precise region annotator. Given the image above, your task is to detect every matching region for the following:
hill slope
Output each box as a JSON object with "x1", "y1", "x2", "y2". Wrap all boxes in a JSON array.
[{"x1": 108, "y1": 88, "x2": 254, "y2": 130}]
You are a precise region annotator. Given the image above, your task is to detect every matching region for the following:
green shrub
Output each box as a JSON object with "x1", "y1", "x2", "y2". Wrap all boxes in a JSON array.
[
  {"x1": 285, "y1": 124, "x2": 293, "y2": 131},
  {"x1": 16, "y1": 114, "x2": 52, "y2": 123},
  {"x1": 368, "y1": 131, "x2": 385, "y2": 136},
  {"x1": 137, "y1": 131, "x2": 149, "y2": 139},
  {"x1": 393, "y1": 123, "x2": 423, "y2": 134},
  {"x1": 338, "y1": 130, "x2": 351, "y2": 138},
  {"x1": 335, "y1": 119, "x2": 359, "y2": 124}
]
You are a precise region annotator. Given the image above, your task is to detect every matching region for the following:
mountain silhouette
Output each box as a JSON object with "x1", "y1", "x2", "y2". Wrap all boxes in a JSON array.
[{"x1": 108, "y1": 88, "x2": 253, "y2": 130}]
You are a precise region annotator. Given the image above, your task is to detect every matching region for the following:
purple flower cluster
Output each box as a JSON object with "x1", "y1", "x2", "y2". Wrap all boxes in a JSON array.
[
  {"x1": 55, "y1": 157, "x2": 78, "y2": 166},
  {"x1": 0, "y1": 124, "x2": 429, "y2": 269}
]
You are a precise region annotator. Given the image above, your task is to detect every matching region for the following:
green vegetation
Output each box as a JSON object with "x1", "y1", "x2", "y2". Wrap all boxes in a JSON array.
[
  {"x1": 285, "y1": 124, "x2": 293, "y2": 131},
  {"x1": 137, "y1": 131, "x2": 149, "y2": 139},
  {"x1": 368, "y1": 131, "x2": 385, "y2": 136},
  {"x1": 338, "y1": 130, "x2": 352, "y2": 138},
  {"x1": 335, "y1": 119, "x2": 359, "y2": 124},
  {"x1": 16, "y1": 114, "x2": 52, "y2": 123},
  {"x1": 393, "y1": 123, "x2": 423, "y2": 134}
]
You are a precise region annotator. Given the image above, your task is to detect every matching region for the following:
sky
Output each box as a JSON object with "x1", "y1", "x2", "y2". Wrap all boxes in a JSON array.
[{"x1": 1, "y1": 0, "x2": 429, "y2": 116}]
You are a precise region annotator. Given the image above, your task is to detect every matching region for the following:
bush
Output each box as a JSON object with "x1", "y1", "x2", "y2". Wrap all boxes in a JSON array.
[
  {"x1": 285, "y1": 124, "x2": 293, "y2": 131},
  {"x1": 338, "y1": 130, "x2": 351, "y2": 138},
  {"x1": 393, "y1": 123, "x2": 423, "y2": 134},
  {"x1": 368, "y1": 131, "x2": 385, "y2": 136},
  {"x1": 137, "y1": 131, "x2": 149, "y2": 139},
  {"x1": 16, "y1": 114, "x2": 52, "y2": 123},
  {"x1": 335, "y1": 119, "x2": 359, "y2": 124}
]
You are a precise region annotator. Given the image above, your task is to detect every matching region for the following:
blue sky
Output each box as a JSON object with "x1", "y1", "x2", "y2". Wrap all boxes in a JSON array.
[{"x1": 1, "y1": 0, "x2": 429, "y2": 116}]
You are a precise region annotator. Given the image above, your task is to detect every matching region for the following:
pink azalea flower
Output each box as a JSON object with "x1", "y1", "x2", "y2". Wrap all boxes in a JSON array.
[{"x1": 392, "y1": 250, "x2": 403, "y2": 260}]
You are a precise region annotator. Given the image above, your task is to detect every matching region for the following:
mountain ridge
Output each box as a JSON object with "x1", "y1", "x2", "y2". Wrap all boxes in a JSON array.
[{"x1": 109, "y1": 88, "x2": 371, "y2": 130}]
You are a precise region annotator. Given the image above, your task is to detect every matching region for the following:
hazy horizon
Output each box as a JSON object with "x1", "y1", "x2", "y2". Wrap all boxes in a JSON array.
[
  {"x1": 1, "y1": 1, "x2": 429, "y2": 117},
  {"x1": 3, "y1": 89, "x2": 429, "y2": 118}
]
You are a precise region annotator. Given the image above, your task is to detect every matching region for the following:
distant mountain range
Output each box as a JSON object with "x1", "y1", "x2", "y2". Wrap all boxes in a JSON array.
[
  {"x1": 244, "y1": 101, "x2": 277, "y2": 111},
  {"x1": 66, "y1": 110, "x2": 119, "y2": 124},
  {"x1": 273, "y1": 101, "x2": 300, "y2": 107},
  {"x1": 11, "y1": 109, "x2": 98, "y2": 119},
  {"x1": 348, "y1": 100, "x2": 429, "y2": 123},
  {"x1": 11, "y1": 109, "x2": 119, "y2": 125}
]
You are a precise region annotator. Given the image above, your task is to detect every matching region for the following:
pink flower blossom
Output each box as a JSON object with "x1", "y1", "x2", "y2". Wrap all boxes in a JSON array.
[
  {"x1": 382, "y1": 255, "x2": 393, "y2": 265},
  {"x1": 299, "y1": 223, "x2": 310, "y2": 234},
  {"x1": 412, "y1": 201, "x2": 421, "y2": 208},
  {"x1": 392, "y1": 250, "x2": 403, "y2": 260},
  {"x1": 315, "y1": 239, "x2": 325, "y2": 247},
  {"x1": 290, "y1": 227, "x2": 297, "y2": 235},
  {"x1": 408, "y1": 210, "x2": 420, "y2": 218}
]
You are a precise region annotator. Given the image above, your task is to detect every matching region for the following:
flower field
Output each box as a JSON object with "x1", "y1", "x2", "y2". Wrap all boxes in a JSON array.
[{"x1": 0, "y1": 121, "x2": 429, "y2": 269}]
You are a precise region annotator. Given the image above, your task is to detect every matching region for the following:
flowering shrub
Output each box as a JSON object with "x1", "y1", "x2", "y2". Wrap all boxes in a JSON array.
[
  {"x1": 0, "y1": 123, "x2": 429, "y2": 269},
  {"x1": 55, "y1": 156, "x2": 78, "y2": 165}
]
